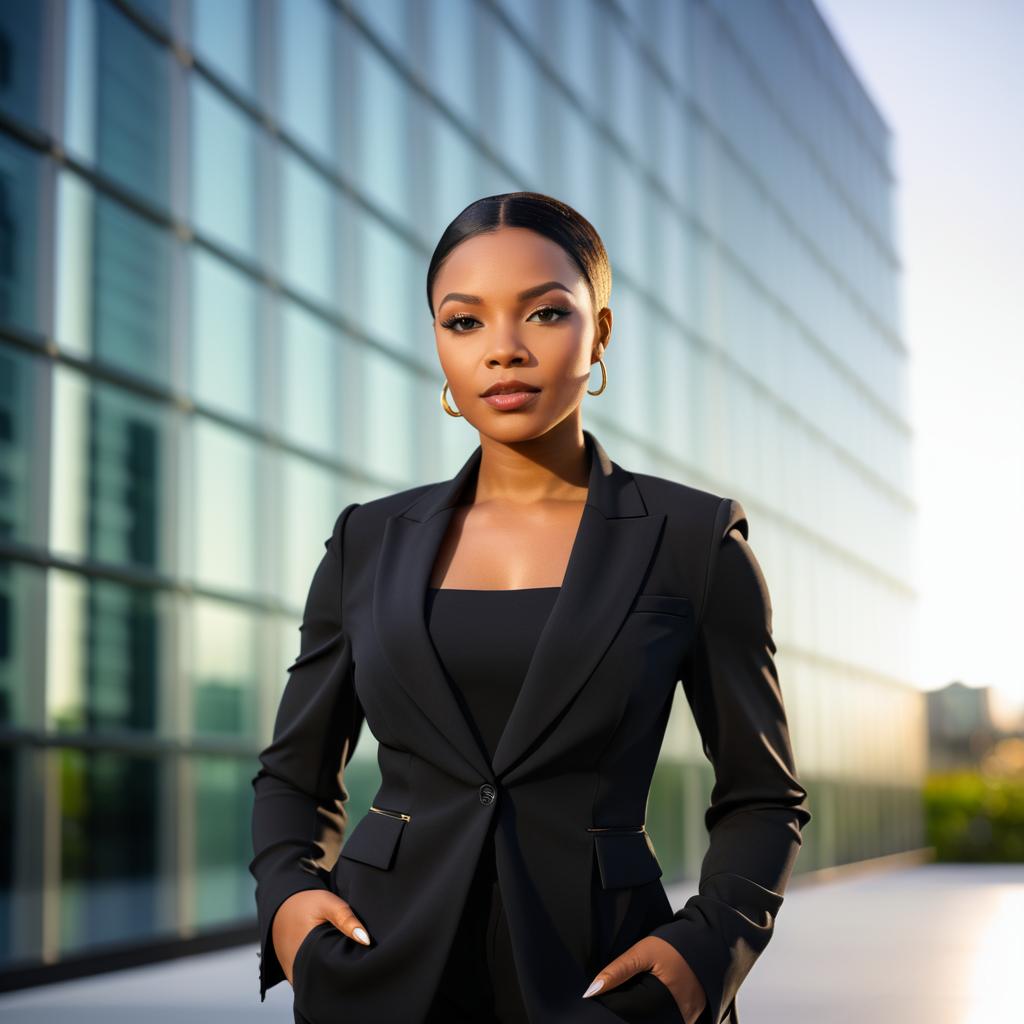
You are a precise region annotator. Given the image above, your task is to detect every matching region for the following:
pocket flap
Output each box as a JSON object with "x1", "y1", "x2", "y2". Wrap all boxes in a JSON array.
[
  {"x1": 339, "y1": 809, "x2": 407, "y2": 870},
  {"x1": 632, "y1": 594, "x2": 693, "y2": 618},
  {"x1": 593, "y1": 831, "x2": 664, "y2": 889}
]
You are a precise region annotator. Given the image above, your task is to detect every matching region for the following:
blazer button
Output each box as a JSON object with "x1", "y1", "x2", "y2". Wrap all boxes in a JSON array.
[{"x1": 478, "y1": 783, "x2": 497, "y2": 805}]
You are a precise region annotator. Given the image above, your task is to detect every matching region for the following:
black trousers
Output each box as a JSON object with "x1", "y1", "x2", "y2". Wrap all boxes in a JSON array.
[{"x1": 424, "y1": 831, "x2": 683, "y2": 1024}]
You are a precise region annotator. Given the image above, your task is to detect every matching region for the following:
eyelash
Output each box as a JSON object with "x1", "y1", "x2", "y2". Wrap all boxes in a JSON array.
[{"x1": 439, "y1": 305, "x2": 572, "y2": 332}]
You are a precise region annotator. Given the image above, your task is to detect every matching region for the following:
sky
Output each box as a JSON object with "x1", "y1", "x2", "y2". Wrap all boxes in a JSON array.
[{"x1": 814, "y1": 0, "x2": 1024, "y2": 719}]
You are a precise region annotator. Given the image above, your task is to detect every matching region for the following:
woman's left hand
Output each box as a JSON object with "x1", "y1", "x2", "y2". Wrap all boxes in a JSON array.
[{"x1": 582, "y1": 935, "x2": 707, "y2": 1024}]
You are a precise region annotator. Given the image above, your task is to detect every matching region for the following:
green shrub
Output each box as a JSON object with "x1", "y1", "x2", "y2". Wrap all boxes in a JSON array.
[{"x1": 924, "y1": 771, "x2": 1024, "y2": 862}]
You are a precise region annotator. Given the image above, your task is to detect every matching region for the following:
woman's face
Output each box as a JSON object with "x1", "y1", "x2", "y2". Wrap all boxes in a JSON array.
[{"x1": 430, "y1": 226, "x2": 612, "y2": 442}]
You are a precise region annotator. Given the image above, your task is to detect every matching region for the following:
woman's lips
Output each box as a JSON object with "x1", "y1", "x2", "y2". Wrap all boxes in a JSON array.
[{"x1": 481, "y1": 389, "x2": 542, "y2": 411}]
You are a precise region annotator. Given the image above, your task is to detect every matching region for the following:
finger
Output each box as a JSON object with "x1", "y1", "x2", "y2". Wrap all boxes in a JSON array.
[
  {"x1": 333, "y1": 898, "x2": 373, "y2": 946},
  {"x1": 581, "y1": 943, "x2": 654, "y2": 999}
]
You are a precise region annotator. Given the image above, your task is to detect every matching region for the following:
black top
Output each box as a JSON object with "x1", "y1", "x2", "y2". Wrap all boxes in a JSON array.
[{"x1": 424, "y1": 587, "x2": 560, "y2": 768}]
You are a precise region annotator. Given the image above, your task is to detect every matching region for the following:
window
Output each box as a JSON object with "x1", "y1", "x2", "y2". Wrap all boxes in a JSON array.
[{"x1": 189, "y1": 76, "x2": 258, "y2": 257}]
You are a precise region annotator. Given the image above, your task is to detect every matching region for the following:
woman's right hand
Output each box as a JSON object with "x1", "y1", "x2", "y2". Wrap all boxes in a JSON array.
[{"x1": 273, "y1": 889, "x2": 373, "y2": 985}]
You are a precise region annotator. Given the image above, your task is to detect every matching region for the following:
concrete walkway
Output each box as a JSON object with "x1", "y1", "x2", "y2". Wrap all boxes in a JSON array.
[{"x1": 1, "y1": 862, "x2": 1021, "y2": 1022}]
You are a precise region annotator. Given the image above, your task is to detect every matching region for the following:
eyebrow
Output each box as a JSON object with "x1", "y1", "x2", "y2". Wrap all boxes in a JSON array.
[{"x1": 437, "y1": 280, "x2": 573, "y2": 311}]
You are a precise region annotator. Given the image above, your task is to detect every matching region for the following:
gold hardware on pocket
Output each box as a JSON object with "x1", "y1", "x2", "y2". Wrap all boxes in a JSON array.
[{"x1": 370, "y1": 805, "x2": 411, "y2": 822}]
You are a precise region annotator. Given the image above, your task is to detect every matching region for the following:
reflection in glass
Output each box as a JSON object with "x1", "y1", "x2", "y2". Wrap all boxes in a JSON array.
[
  {"x1": 47, "y1": 570, "x2": 167, "y2": 734},
  {"x1": 93, "y1": 193, "x2": 174, "y2": 385},
  {"x1": 0, "y1": 349, "x2": 40, "y2": 547},
  {"x1": 0, "y1": 745, "x2": 12, "y2": 958},
  {"x1": 0, "y1": 562, "x2": 45, "y2": 729},
  {"x1": 192, "y1": 418, "x2": 259, "y2": 594},
  {"x1": 190, "y1": 76, "x2": 258, "y2": 256},
  {"x1": 64, "y1": 0, "x2": 173, "y2": 206},
  {"x1": 0, "y1": 135, "x2": 42, "y2": 334},
  {"x1": 189, "y1": 247, "x2": 260, "y2": 423},
  {"x1": 50, "y1": 369, "x2": 170, "y2": 571},
  {"x1": 55, "y1": 169, "x2": 174, "y2": 385},
  {"x1": 194, "y1": 756, "x2": 255, "y2": 926},
  {"x1": 59, "y1": 747, "x2": 166, "y2": 952},
  {"x1": 191, "y1": 598, "x2": 259, "y2": 737},
  {"x1": 0, "y1": 1, "x2": 43, "y2": 130}
]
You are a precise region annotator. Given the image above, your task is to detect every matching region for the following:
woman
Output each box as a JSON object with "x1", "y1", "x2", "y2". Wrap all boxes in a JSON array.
[{"x1": 249, "y1": 192, "x2": 812, "y2": 1024}]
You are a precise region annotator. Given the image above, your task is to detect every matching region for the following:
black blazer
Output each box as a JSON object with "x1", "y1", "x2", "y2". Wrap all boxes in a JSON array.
[{"x1": 250, "y1": 429, "x2": 812, "y2": 1024}]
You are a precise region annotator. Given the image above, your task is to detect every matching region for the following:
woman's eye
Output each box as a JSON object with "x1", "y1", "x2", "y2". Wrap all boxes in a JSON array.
[
  {"x1": 439, "y1": 314, "x2": 480, "y2": 331},
  {"x1": 529, "y1": 305, "x2": 571, "y2": 324},
  {"x1": 439, "y1": 305, "x2": 571, "y2": 332}
]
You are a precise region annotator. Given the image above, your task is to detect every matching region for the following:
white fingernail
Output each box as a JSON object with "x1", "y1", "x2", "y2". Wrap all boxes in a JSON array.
[
  {"x1": 354, "y1": 927, "x2": 370, "y2": 945},
  {"x1": 582, "y1": 978, "x2": 605, "y2": 998}
]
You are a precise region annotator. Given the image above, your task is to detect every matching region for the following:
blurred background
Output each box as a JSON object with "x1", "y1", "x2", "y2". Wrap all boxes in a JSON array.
[{"x1": 0, "y1": 0, "x2": 1020, "y2": 1018}]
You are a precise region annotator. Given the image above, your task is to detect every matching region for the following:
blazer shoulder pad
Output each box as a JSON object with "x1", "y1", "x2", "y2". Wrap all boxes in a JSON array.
[
  {"x1": 631, "y1": 470, "x2": 725, "y2": 521},
  {"x1": 347, "y1": 482, "x2": 435, "y2": 521}
]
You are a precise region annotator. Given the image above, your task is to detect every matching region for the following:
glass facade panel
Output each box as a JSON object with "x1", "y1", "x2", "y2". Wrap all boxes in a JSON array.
[
  {"x1": 0, "y1": 135, "x2": 43, "y2": 334},
  {"x1": 279, "y1": 455, "x2": 346, "y2": 609},
  {"x1": 278, "y1": 300, "x2": 339, "y2": 459},
  {"x1": 189, "y1": 247, "x2": 260, "y2": 423},
  {"x1": 276, "y1": 0, "x2": 335, "y2": 161},
  {"x1": 356, "y1": 213, "x2": 420, "y2": 357},
  {"x1": 493, "y1": 23, "x2": 543, "y2": 183},
  {"x1": 193, "y1": 756, "x2": 255, "y2": 927},
  {"x1": 58, "y1": 747, "x2": 168, "y2": 952},
  {"x1": 0, "y1": 1, "x2": 43, "y2": 130},
  {"x1": 49, "y1": 368, "x2": 173, "y2": 573},
  {"x1": 279, "y1": 148, "x2": 338, "y2": 310},
  {"x1": 55, "y1": 169, "x2": 175, "y2": 385},
  {"x1": 0, "y1": 563, "x2": 45, "y2": 729},
  {"x1": 47, "y1": 570, "x2": 171, "y2": 735},
  {"x1": 424, "y1": 0, "x2": 481, "y2": 128},
  {"x1": 191, "y1": 418, "x2": 259, "y2": 594},
  {"x1": 190, "y1": 0, "x2": 256, "y2": 98},
  {"x1": 64, "y1": 0, "x2": 173, "y2": 208},
  {"x1": 191, "y1": 598, "x2": 260, "y2": 738},
  {"x1": 189, "y1": 75, "x2": 258, "y2": 256},
  {"x1": 351, "y1": 42, "x2": 413, "y2": 225},
  {"x1": 0, "y1": 348, "x2": 41, "y2": 549}
]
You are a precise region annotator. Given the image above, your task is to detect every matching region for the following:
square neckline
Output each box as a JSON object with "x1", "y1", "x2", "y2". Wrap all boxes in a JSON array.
[{"x1": 427, "y1": 586, "x2": 562, "y2": 592}]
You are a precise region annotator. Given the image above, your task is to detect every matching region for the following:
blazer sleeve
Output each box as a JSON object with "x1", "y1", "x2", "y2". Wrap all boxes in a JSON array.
[
  {"x1": 649, "y1": 497, "x2": 812, "y2": 1024},
  {"x1": 249, "y1": 501, "x2": 366, "y2": 1001}
]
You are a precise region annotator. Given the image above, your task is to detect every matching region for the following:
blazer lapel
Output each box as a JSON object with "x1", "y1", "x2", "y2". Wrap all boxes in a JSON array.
[
  {"x1": 372, "y1": 430, "x2": 666, "y2": 784},
  {"x1": 491, "y1": 432, "x2": 665, "y2": 779}
]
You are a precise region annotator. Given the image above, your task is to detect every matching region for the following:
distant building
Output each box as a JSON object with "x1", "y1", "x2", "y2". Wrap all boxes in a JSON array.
[{"x1": 928, "y1": 681, "x2": 1012, "y2": 772}]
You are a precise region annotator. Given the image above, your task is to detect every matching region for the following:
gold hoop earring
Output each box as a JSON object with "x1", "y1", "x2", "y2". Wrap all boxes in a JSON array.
[
  {"x1": 587, "y1": 356, "x2": 608, "y2": 396},
  {"x1": 441, "y1": 379, "x2": 463, "y2": 417}
]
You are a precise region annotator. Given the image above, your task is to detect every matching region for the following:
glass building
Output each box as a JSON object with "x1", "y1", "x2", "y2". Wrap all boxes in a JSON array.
[{"x1": 0, "y1": 0, "x2": 920, "y2": 985}]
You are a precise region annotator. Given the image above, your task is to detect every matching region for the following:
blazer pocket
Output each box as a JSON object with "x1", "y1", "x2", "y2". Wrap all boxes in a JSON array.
[
  {"x1": 591, "y1": 828, "x2": 664, "y2": 889},
  {"x1": 292, "y1": 919, "x2": 333, "y2": 989},
  {"x1": 632, "y1": 594, "x2": 693, "y2": 619},
  {"x1": 339, "y1": 806, "x2": 409, "y2": 870}
]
